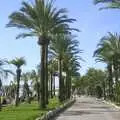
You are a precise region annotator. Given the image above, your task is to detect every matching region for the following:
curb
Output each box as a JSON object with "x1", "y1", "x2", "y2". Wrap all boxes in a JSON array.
[
  {"x1": 102, "y1": 100, "x2": 120, "y2": 110},
  {"x1": 36, "y1": 99, "x2": 75, "y2": 120}
]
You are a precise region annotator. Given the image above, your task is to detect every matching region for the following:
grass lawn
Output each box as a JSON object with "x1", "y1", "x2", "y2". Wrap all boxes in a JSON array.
[{"x1": 0, "y1": 98, "x2": 61, "y2": 120}]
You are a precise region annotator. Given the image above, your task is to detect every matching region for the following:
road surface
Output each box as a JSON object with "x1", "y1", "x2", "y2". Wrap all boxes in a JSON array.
[{"x1": 54, "y1": 96, "x2": 120, "y2": 120}]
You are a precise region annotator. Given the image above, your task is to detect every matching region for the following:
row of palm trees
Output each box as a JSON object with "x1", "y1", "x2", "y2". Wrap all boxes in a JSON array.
[
  {"x1": 49, "y1": 34, "x2": 81, "y2": 102},
  {"x1": 5, "y1": 0, "x2": 80, "y2": 109},
  {"x1": 94, "y1": 32, "x2": 120, "y2": 102},
  {"x1": 0, "y1": 58, "x2": 26, "y2": 108},
  {"x1": 93, "y1": 0, "x2": 120, "y2": 102}
]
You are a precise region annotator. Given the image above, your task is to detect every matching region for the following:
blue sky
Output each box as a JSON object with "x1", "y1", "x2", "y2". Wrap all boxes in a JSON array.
[{"x1": 0, "y1": 0, "x2": 120, "y2": 83}]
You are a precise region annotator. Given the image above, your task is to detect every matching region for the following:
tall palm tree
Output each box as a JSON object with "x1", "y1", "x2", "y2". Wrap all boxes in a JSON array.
[
  {"x1": 7, "y1": 0, "x2": 77, "y2": 108},
  {"x1": 10, "y1": 57, "x2": 26, "y2": 106},
  {"x1": 50, "y1": 34, "x2": 70, "y2": 102},
  {"x1": 48, "y1": 61, "x2": 54, "y2": 98},
  {"x1": 94, "y1": 0, "x2": 120, "y2": 9},
  {"x1": 94, "y1": 48, "x2": 113, "y2": 99},
  {"x1": 94, "y1": 32, "x2": 120, "y2": 100},
  {"x1": 50, "y1": 34, "x2": 80, "y2": 101},
  {"x1": 66, "y1": 57, "x2": 81, "y2": 99},
  {"x1": 48, "y1": 58, "x2": 58, "y2": 98},
  {"x1": 62, "y1": 38, "x2": 81, "y2": 99}
]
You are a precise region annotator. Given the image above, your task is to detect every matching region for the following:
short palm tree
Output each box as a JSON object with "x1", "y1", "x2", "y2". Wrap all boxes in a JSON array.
[
  {"x1": 30, "y1": 70, "x2": 40, "y2": 103},
  {"x1": 0, "y1": 59, "x2": 12, "y2": 110},
  {"x1": 9, "y1": 81, "x2": 16, "y2": 100},
  {"x1": 10, "y1": 57, "x2": 26, "y2": 106},
  {"x1": 21, "y1": 72, "x2": 31, "y2": 104},
  {"x1": 7, "y1": 0, "x2": 77, "y2": 108}
]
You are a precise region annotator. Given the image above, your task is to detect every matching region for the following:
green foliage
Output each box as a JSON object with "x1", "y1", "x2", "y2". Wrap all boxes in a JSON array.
[
  {"x1": 0, "y1": 102, "x2": 44, "y2": 120},
  {"x1": 76, "y1": 68, "x2": 106, "y2": 97},
  {"x1": 0, "y1": 98, "x2": 61, "y2": 120},
  {"x1": 7, "y1": 0, "x2": 77, "y2": 39},
  {"x1": 94, "y1": 32, "x2": 120, "y2": 101},
  {"x1": 10, "y1": 57, "x2": 26, "y2": 68},
  {"x1": 47, "y1": 97, "x2": 61, "y2": 110},
  {"x1": 0, "y1": 59, "x2": 13, "y2": 79},
  {"x1": 94, "y1": 0, "x2": 120, "y2": 9},
  {"x1": 7, "y1": 0, "x2": 78, "y2": 108},
  {"x1": 96, "y1": 86, "x2": 103, "y2": 98}
]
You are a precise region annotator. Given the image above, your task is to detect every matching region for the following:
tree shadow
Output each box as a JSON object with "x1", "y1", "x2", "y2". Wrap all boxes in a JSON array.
[
  {"x1": 90, "y1": 106, "x2": 110, "y2": 109},
  {"x1": 53, "y1": 109, "x2": 120, "y2": 120},
  {"x1": 62, "y1": 110, "x2": 98, "y2": 116}
]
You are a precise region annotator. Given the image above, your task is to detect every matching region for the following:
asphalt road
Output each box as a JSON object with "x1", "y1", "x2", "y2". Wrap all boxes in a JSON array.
[{"x1": 54, "y1": 96, "x2": 120, "y2": 120}]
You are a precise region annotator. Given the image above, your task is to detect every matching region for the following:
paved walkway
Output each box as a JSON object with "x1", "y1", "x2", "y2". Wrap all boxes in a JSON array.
[{"x1": 54, "y1": 96, "x2": 120, "y2": 120}]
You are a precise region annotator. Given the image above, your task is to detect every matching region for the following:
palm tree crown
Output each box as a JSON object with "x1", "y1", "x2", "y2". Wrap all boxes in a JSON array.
[
  {"x1": 10, "y1": 57, "x2": 26, "y2": 69},
  {"x1": 94, "y1": 0, "x2": 120, "y2": 9},
  {"x1": 7, "y1": 0, "x2": 77, "y2": 43}
]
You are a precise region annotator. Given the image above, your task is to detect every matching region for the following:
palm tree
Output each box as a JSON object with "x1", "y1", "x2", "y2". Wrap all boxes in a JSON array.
[
  {"x1": 48, "y1": 58, "x2": 58, "y2": 98},
  {"x1": 9, "y1": 81, "x2": 16, "y2": 100},
  {"x1": 62, "y1": 40, "x2": 81, "y2": 99},
  {"x1": 94, "y1": 35, "x2": 113, "y2": 99},
  {"x1": 94, "y1": 32, "x2": 120, "y2": 101},
  {"x1": 48, "y1": 61, "x2": 54, "y2": 98},
  {"x1": 94, "y1": 49, "x2": 113, "y2": 99},
  {"x1": 50, "y1": 34, "x2": 81, "y2": 101},
  {"x1": 67, "y1": 58, "x2": 81, "y2": 99},
  {"x1": 21, "y1": 72, "x2": 31, "y2": 104},
  {"x1": 7, "y1": 0, "x2": 77, "y2": 108},
  {"x1": 0, "y1": 59, "x2": 12, "y2": 111},
  {"x1": 10, "y1": 57, "x2": 26, "y2": 106},
  {"x1": 50, "y1": 34, "x2": 69, "y2": 102},
  {"x1": 30, "y1": 70, "x2": 40, "y2": 103},
  {"x1": 94, "y1": 0, "x2": 120, "y2": 9}
]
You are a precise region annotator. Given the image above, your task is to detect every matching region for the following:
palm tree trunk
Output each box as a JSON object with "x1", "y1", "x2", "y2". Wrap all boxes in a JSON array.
[
  {"x1": 102, "y1": 80, "x2": 106, "y2": 100},
  {"x1": 40, "y1": 45, "x2": 46, "y2": 108},
  {"x1": 113, "y1": 62, "x2": 119, "y2": 102},
  {"x1": 50, "y1": 72, "x2": 53, "y2": 98},
  {"x1": 66, "y1": 71, "x2": 71, "y2": 100},
  {"x1": 68, "y1": 76, "x2": 72, "y2": 99},
  {"x1": 27, "y1": 92, "x2": 30, "y2": 104},
  {"x1": 59, "y1": 58, "x2": 63, "y2": 102},
  {"x1": 45, "y1": 44, "x2": 49, "y2": 104},
  {"x1": 66, "y1": 72, "x2": 69, "y2": 99},
  {"x1": 53, "y1": 75, "x2": 55, "y2": 96},
  {"x1": 107, "y1": 64, "x2": 113, "y2": 100},
  {"x1": 15, "y1": 68, "x2": 21, "y2": 106},
  {"x1": 37, "y1": 81, "x2": 40, "y2": 103},
  {"x1": 0, "y1": 96, "x2": 1, "y2": 111},
  {"x1": 27, "y1": 84, "x2": 31, "y2": 104}
]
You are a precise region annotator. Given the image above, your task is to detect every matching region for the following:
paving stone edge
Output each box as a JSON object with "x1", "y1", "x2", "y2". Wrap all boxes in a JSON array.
[
  {"x1": 36, "y1": 99, "x2": 76, "y2": 120},
  {"x1": 102, "y1": 100, "x2": 120, "y2": 110},
  {"x1": 96, "y1": 98, "x2": 120, "y2": 110}
]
